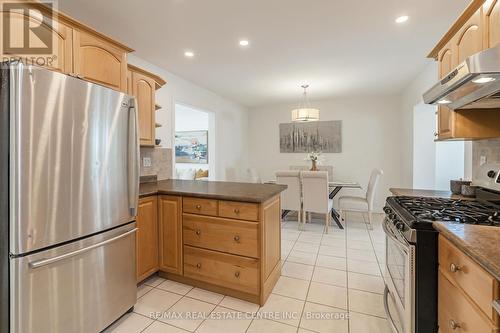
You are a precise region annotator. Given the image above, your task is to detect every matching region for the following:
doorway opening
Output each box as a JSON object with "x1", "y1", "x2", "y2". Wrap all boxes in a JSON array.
[{"x1": 174, "y1": 103, "x2": 215, "y2": 180}]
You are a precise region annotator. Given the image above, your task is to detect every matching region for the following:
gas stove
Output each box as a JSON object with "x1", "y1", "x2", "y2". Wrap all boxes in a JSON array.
[
  {"x1": 386, "y1": 194, "x2": 500, "y2": 231},
  {"x1": 382, "y1": 163, "x2": 500, "y2": 333}
]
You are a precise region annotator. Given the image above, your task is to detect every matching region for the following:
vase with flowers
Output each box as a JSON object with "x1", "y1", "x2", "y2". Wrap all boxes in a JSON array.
[{"x1": 306, "y1": 152, "x2": 322, "y2": 171}]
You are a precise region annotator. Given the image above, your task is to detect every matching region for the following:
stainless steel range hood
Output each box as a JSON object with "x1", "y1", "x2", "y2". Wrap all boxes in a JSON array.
[{"x1": 423, "y1": 44, "x2": 500, "y2": 110}]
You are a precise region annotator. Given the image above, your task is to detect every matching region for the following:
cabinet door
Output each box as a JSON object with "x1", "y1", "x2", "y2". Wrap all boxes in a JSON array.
[
  {"x1": 136, "y1": 196, "x2": 159, "y2": 282},
  {"x1": 132, "y1": 71, "x2": 156, "y2": 146},
  {"x1": 158, "y1": 196, "x2": 183, "y2": 275},
  {"x1": 485, "y1": 0, "x2": 500, "y2": 48},
  {"x1": 456, "y1": 8, "x2": 483, "y2": 64},
  {"x1": 73, "y1": 29, "x2": 127, "y2": 91},
  {"x1": 436, "y1": 43, "x2": 455, "y2": 140},
  {"x1": 0, "y1": 6, "x2": 73, "y2": 74}
]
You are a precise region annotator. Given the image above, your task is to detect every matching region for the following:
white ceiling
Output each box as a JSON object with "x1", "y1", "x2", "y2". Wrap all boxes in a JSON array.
[{"x1": 59, "y1": 0, "x2": 470, "y2": 107}]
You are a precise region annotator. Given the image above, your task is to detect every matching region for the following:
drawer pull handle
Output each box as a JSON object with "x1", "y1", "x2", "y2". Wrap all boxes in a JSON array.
[
  {"x1": 234, "y1": 208, "x2": 240, "y2": 214},
  {"x1": 234, "y1": 235, "x2": 240, "y2": 242},
  {"x1": 450, "y1": 263, "x2": 461, "y2": 273},
  {"x1": 449, "y1": 320, "x2": 461, "y2": 330},
  {"x1": 195, "y1": 229, "x2": 201, "y2": 236},
  {"x1": 234, "y1": 271, "x2": 240, "y2": 278},
  {"x1": 196, "y1": 263, "x2": 202, "y2": 269},
  {"x1": 196, "y1": 205, "x2": 202, "y2": 210}
]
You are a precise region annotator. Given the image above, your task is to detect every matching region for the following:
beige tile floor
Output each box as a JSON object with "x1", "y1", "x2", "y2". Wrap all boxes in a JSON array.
[{"x1": 104, "y1": 212, "x2": 392, "y2": 333}]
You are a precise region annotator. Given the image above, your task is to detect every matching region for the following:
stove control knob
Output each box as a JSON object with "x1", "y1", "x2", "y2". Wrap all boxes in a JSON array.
[
  {"x1": 383, "y1": 207, "x2": 392, "y2": 214},
  {"x1": 395, "y1": 222, "x2": 405, "y2": 231},
  {"x1": 487, "y1": 170, "x2": 497, "y2": 179},
  {"x1": 388, "y1": 213, "x2": 396, "y2": 220}
]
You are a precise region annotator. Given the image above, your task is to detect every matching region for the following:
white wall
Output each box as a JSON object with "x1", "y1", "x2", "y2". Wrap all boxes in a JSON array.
[
  {"x1": 400, "y1": 61, "x2": 438, "y2": 188},
  {"x1": 247, "y1": 96, "x2": 404, "y2": 211},
  {"x1": 413, "y1": 103, "x2": 437, "y2": 189},
  {"x1": 128, "y1": 54, "x2": 249, "y2": 180}
]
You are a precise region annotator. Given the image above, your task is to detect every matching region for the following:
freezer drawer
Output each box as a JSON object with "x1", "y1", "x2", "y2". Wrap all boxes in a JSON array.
[{"x1": 9, "y1": 223, "x2": 137, "y2": 333}]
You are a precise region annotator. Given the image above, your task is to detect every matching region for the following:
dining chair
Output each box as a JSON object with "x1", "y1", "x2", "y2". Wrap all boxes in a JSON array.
[
  {"x1": 301, "y1": 171, "x2": 333, "y2": 233},
  {"x1": 275, "y1": 171, "x2": 302, "y2": 226},
  {"x1": 338, "y1": 168, "x2": 383, "y2": 228}
]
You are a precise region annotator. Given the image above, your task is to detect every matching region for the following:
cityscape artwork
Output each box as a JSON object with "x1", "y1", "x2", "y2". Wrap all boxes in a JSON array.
[{"x1": 279, "y1": 121, "x2": 342, "y2": 153}]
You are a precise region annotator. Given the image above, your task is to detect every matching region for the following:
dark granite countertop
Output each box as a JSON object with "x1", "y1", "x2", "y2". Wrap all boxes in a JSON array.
[
  {"x1": 433, "y1": 222, "x2": 500, "y2": 281},
  {"x1": 390, "y1": 188, "x2": 473, "y2": 200},
  {"x1": 139, "y1": 179, "x2": 287, "y2": 203}
]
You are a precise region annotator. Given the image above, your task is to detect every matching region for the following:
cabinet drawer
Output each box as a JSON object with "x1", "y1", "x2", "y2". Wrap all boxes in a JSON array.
[
  {"x1": 183, "y1": 197, "x2": 218, "y2": 216},
  {"x1": 219, "y1": 201, "x2": 259, "y2": 221},
  {"x1": 183, "y1": 246, "x2": 259, "y2": 295},
  {"x1": 183, "y1": 214, "x2": 259, "y2": 258},
  {"x1": 439, "y1": 236, "x2": 499, "y2": 323},
  {"x1": 438, "y1": 273, "x2": 497, "y2": 333}
]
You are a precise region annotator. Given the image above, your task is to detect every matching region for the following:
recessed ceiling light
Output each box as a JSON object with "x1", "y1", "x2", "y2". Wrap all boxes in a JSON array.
[
  {"x1": 437, "y1": 99, "x2": 452, "y2": 105},
  {"x1": 395, "y1": 15, "x2": 409, "y2": 24},
  {"x1": 239, "y1": 40, "x2": 249, "y2": 47},
  {"x1": 184, "y1": 51, "x2": 194, "y2": 57},
  {"x1": 472, "y1": 77, "x2": 495, "y2": 84}
]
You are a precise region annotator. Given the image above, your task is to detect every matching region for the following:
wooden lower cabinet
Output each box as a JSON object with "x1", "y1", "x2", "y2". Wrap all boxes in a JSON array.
[
  {"x1": 158, "y1": 195, "x2": 282, "y2": 305},
  {"x1": 158, "y1": 195, "x2": 183, "y2": 275},
  {"x1": 438, "y1": 235, "x2": 499, "y2": 332},
  {"x1": 136, "y1": 196, "x2": 159, "y2": 282}
]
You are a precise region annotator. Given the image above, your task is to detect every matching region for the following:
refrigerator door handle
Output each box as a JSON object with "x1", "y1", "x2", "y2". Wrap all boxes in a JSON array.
[
  {"x1": 28, "y1": 228, "x2": 138, "y2": 269},
  {"x1": 128, "y1": 98, "x2": 140, "y2": 217}
]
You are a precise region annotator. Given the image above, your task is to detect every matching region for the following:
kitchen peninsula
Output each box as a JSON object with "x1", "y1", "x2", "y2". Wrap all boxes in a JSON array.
[{"x1": 136, "y1": 179, "x2": 287, "y2": 305}]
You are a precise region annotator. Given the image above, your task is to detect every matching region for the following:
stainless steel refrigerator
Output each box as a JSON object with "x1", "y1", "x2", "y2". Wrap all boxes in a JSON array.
[{"x1": 0, "y1": 62, "x2": 140, "y2": 333}]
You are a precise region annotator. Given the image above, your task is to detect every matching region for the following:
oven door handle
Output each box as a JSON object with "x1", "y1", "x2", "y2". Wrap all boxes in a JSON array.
[
  {"x1": 382, "y1": 218, "x2": 409, "y2": 252},
  {"x1": 384, "y1": 286, "x2": 401, "y2": 333}
]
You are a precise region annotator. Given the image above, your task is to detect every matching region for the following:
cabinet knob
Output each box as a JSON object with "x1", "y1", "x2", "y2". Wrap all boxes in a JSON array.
[
  {"x1": 233, "y1": 208, "x2": 240, "y2": 214},
  {"x1": 196, "y1": 205, "x2": 202, "y2": 210},
  {"x1": 434, "y1": 132, "x2": 439, "y2": 137},
  {"x1": 450, "y1": 263, "x2": 461, "y2": 273},
  {"x1": 234, "y1": 235, "x2": 240, "y2": 242},
  {"x1": 195, "y1": 229, "x2": 201, "y2": 236},
  {"x1": 196, "y1": 263, "x2": 202, "y2": 269},
  {"x1": 449, "y1": 319, "x2": 461, "y2": 330},
  {"x1": 234, "y1": 271, "x2": 240, "y2": 278}
]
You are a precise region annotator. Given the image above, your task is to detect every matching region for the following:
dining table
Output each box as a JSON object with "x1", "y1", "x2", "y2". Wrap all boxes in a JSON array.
[{"x1": 265, "y1": 180, "x2": 362, "y2": 230}]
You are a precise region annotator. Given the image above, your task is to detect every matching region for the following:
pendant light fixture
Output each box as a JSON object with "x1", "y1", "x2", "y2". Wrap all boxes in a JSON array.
[{"x1": 291, "y1": 84, "x2": 320, "y2": 122}]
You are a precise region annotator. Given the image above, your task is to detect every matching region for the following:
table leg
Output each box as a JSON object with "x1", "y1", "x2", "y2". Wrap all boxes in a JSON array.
[
  {"x1": 329, "y1": 186, "x2": 342, "y2": 199},
  {"x1": 331, "y1": 209, "x2": 344, "y2": 230}
]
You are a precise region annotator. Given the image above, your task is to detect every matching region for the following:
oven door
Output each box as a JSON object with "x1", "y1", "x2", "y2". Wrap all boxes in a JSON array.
[{"x1": 383, "y1": 217, "x2": 415, "y2": 333}]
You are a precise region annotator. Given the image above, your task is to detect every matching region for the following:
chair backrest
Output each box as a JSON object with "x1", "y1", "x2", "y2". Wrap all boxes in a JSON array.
[
  {"x1": 290, "y1": 165, "x2": 333, "y2": 179},
  {"x1": 246, "y1": 168, "x2": 261, "y2": 183},
  {"x1": 301, "y1": 171, "x2": 329, "y2": 214},
  {"x1": 275, "y1": 171, "x2": 301, "y2": 211},
  {"x1": 366, "y1": 169, "x2": 383, "y2": 210}
]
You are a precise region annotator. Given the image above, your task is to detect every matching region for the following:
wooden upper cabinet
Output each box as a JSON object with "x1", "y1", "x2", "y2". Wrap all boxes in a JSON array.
[
  {"x1": 132, "y1": 71, "x2": 155, "y2": 146},
  {"x1": 73, "y1": 29, "x2": 128, "y2": 92},
  {"x1": 0, "y1": 6, "x2": 73, "y2": 74},
  {"x1": 127, "y1": 65, "x2": 166, "y2": 147},
  {"x1": 485, "y1": 0, "x2": 500, "y2": 48},
  {"x1": 436, "y1": 42, "x2": 456, "y2": 140},
  {"x1": 456, "y1": 8, "x2": 483, "y2": 64},
  {"x1": 136, "y1": 196, "x2": 159, "y2": 282},
  {"x1": 158, "y1": 195, "x2": 183, "y2": 275}
]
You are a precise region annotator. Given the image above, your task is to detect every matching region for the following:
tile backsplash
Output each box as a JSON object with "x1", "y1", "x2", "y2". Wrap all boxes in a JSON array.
[
  {"x1": 140, "y1": 147, "x2": 172, "y2": 180},
  {"x1": 472, "y1": 138, "x2": 500, "y2": 173}
]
